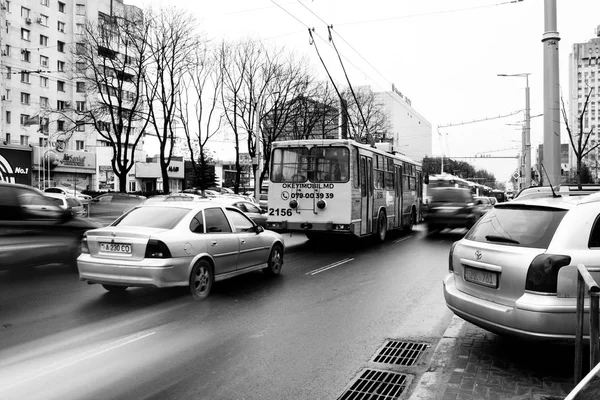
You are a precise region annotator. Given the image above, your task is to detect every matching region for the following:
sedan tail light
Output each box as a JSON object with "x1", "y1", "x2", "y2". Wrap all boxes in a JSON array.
[
  {"x1": 81, "y1": 236, "x2": 89, "y2": 254},
  {"x1": 145, "y1": 239, "x2": 172, "y2": 258},
  {"x1": 525, "y1": 254, "x2": 571, "y2": 293}
]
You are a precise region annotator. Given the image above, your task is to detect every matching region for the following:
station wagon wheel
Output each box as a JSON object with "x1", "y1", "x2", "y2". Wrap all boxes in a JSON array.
[
  {"x1": 263, "y1": 244, "x2": 283, "y2": 276},
  {"x1": 376, "y1": 211, "x2": 387, "y2": 242},
  {"x1": 190, "y1": 260, "x2": 213, "y2": 300},
  {"x1": 102, "y1": 284, "x2": 128, "y2": 293}
]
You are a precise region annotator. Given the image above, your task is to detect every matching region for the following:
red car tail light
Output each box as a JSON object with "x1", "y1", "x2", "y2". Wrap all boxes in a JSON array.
[
  {"x1": 145, "y1": 239, "x2": 172, "y2": 258},
  {"x1": 449, "y1": 241, "x2": 458, "y2": 272},
  {"x1": 525, "y1": 254, "x2": 571, "y2": 293}
]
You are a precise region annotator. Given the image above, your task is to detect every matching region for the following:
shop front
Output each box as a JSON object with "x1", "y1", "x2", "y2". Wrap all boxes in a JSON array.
[
  {"x1": 0, "y1": 145, "x2": 32, "y2": 185},
  {"x1": 32, "y1": 146, "x2": 96, "y2": 191},
  {"x1": 135, "y1": 157, "x2": 185, "y2": 193}
]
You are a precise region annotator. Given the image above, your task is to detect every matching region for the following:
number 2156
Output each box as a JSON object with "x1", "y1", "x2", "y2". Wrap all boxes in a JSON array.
[{"x1": 269, "y1": 208, "x2": 292, "y2": 216}]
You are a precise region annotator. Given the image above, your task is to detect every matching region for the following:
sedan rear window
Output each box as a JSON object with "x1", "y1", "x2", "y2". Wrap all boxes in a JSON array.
[
  {"x1": 114, "y1": 206, "x2": 189, "y2": 229},
  {"x1": 465, "y1": 206, "x2": 567, "y2": 248}
]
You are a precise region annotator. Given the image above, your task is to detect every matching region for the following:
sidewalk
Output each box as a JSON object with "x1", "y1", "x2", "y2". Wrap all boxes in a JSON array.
[{"x1": 410, "y1": 316, "x2": 575, "y2": 400}]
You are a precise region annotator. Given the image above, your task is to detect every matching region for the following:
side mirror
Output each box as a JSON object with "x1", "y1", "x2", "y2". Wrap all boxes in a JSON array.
[
  {"x1": 255, "y1": 225, "x2": 265, "y2": 234},
  {"x1": 424, "y1": 174, "x2": 429, "y2": 185},
  {"x1": 91, "y1": 198, "x2": 99, "y2": 203}
]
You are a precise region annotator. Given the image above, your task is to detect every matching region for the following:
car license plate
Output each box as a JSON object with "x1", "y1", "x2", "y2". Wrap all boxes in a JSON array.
[
  {"x1": 464, "y1": 266, "x2": 498, "y2": 288},
  {"x1": 100, "y1": 243, "x2": 132, "y2": 254}
]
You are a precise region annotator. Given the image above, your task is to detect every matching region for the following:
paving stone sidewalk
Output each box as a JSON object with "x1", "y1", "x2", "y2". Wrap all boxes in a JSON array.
[{"x1": 441, "y1": 322, "x2": 576, "y2": 400}]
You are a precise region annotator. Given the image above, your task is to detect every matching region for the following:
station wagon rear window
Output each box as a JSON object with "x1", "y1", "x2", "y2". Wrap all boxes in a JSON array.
[
  {"x1": 114, "y1": 206, "x2": 189, "y2": 229},
  {"x1": 465, "y1": 205, "x2": 567, "y2": 248}
]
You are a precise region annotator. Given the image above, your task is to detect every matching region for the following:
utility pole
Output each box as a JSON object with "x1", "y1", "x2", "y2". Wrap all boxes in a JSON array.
[
  {"x1": 253, "y1": 103, "x2": 261, "y2": 202},
  {"x1": 542, "y1": 0, "x2": 561, "y2": 186}
]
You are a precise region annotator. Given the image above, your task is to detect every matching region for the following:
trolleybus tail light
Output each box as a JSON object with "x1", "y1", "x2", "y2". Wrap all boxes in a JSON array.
[
  {"x1": 333, "y1": 224, "x2": 350, "y2": 231},
  {"x1": 267, "y1": 221, "x2": 287, "y2": 229},
  {"x1": 289, "y1": 200, "x2": 298, "y2": 208},
  {"x1": 317, "y1": 200, "x2": 327, "y2": 209}
]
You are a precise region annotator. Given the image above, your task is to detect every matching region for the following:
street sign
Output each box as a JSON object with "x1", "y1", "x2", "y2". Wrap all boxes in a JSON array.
[{"x1": 512, "y1": 171, "x2": 520, "y2": 181}]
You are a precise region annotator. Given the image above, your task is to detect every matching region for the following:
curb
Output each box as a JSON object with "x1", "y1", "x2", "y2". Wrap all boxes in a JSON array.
[{"x1": 408, "y1": 315, "x2": 466, "y2": 400}]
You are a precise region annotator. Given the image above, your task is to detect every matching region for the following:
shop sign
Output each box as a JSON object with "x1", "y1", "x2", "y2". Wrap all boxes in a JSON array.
[
  {"x1": 33, "y1": 148, "x2": 96, "y2": 171},
  {"x1": 0, "y1": 147, "x2": 32, "y2": 185}
]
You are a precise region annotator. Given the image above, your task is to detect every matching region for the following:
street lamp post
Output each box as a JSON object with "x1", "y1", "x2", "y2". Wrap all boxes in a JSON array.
[{"x1": 498, "y1": 73, "x2": 531, "y2": 188}]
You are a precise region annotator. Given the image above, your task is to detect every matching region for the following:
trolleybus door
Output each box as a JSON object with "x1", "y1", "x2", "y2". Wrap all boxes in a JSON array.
[
  {"x1": 395, "y1": 165, "x2": 403, "y2": 227},
  {"x1": 360, "y1": 156, "x2": 373, "y2": 235}
]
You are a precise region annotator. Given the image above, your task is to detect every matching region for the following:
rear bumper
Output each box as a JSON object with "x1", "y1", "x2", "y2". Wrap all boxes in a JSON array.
[
  {"x1": 77, "y1": 253, "x2": 191, "y2": 288},
  {"x1": 425, "y1": 214, "x2": 475, "y2": 228},
  {"x1": 443, "y1": 273, "x2": 584, "y2": 341},
  {"x1": 266, "y1": 221, "x2": 353, "y2": 234}
]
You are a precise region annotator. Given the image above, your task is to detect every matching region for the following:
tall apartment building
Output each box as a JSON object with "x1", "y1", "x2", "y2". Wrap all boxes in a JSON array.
[
  {"x1": 568, "y1": 26, "x2": 600, "y2": 182},
  {"x1": 0, "y1": 0, "x2": 146, "y2": 191},
  {"x1": 374, "y1": 84, "x2": 432, "y2": 162}
]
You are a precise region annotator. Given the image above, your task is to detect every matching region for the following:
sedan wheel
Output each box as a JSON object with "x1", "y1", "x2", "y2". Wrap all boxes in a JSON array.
[
  {"x1": 190, "y1": 260, "x2": 213, "y2": 300},
  {"x1": 263, "y1": 244, "x2": 283, "y2": 276},
  {"x1": 102, "y1": 284, "x2": 128, "y2": 293}
]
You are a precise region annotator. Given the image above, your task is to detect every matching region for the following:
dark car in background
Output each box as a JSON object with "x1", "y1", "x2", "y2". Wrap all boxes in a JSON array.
[
  {"x1": 424, "y1": 187, "x2": 482, "y2": 233},
  {"x1": 0, "y1": 182, "x2": 102, "y2": 269},
  {"x1": 209, "y1": 196, "x2": 268, "y2": 227}
]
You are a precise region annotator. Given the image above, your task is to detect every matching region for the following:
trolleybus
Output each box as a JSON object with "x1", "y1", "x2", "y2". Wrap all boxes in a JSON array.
[{"x1": 265, "y1": 139, "x2": 423, "y2": 241}]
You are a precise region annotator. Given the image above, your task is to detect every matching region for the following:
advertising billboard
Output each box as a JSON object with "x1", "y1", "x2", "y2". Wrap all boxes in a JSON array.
[{"x1": 0, "y1": 147, "x2": 33, "y2": 185}]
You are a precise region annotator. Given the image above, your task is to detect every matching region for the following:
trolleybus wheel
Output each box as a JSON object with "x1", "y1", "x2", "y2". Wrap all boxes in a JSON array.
[{"x1": 376, "y1": 211, "x2": 387, "y2": 242}]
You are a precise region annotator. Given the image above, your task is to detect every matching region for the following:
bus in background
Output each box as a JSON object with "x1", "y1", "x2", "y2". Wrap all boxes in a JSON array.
[{"x1": 265, "y1": 139, "x2": 422, "y2": 241}]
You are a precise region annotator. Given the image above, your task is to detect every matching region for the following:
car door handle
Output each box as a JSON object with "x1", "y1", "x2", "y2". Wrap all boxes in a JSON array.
[
  {"x1": 240, "y1": 239, "x2": 245, "y2": 244},
  {"x1": 211, "y1": 241, "x2": 217, "y2": 246}
]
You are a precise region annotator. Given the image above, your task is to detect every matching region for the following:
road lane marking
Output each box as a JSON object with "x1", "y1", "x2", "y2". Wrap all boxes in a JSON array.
[
  {"x1": 0, "y1": 331, "x2": 156, "y2": 391},
  {"x1": 393, "y1": 235, "x2": 412, "y2": 243},
  {"x1": 307, "y1": 258, "x2": 354, "y2": 276}
]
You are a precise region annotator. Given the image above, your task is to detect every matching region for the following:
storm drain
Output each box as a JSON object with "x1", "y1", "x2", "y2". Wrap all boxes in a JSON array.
[
  {"x1": 337, "y1": 369, "x2": 410, "y2": 400},
  {"x1": 372, "y1": 340, "x2": 428, "y2": 366}
]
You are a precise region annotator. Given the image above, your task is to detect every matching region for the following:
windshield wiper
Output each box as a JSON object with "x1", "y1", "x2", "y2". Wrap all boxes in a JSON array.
[{"x1": 485, "y1": 235, "x2": 520, "y2": 245}]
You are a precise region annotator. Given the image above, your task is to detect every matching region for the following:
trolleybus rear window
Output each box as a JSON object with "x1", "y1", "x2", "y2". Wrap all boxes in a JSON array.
[{"x1": 271, "y1": 147, "x2": 310, "y2": 183}]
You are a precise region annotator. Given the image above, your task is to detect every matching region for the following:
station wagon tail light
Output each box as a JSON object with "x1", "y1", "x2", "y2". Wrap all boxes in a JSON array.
[
  {"x1": 81, "y1": 235, "x2": 89, "y2": 254},
  {"x1": 449, "y1": 241, "x2": 457, "y2": 272},
  {"x1": 525, "y1": 254, "x2": 571, "y2": 293},
  {"x1": 145, "y1": 239, "x2": 172, "y2": 258}
]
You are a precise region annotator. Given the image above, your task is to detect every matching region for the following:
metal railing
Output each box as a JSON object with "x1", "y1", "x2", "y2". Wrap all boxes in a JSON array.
[{"x1": 574, "y1": 263, "x2": 600, "y2": 384}]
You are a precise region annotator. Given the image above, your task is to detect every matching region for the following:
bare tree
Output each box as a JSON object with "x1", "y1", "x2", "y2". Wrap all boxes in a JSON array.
[
  {"x1": 144, "y1": 7, "x2": 198, "y2": 194},
  {"x1": 56, "y1": 9, "x2": 152, "y2": 192},
  {"x1": 177, "y1": 43, "x2": 224, "y2": 192},
  {"x1": 342, "y1": 86, "x2": 391, "y2": 144},
  {"x1": 561, "y1": 86, "x2": 599, "y2": 189}
]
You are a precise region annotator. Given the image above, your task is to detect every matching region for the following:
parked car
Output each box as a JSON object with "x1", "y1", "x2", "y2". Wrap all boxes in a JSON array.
[
  {"x1": 209, "y1": 196, "x2": 268, "y2": 227},
  {"x1": 424, "y1": 187, "x2": 482, "y2": 233},
  {"x1": 142, "y1": 193, "x2": 207, "y2": 204},
  {"x1": 474, "y1": 196, "x2": 493, "y2": 213},
  {"x1": 44, "y1": 186, "x2": 92, "y2": 202},
  {"x1": 78, "y1": 202, "x2": 284, "y2": 300},
  {"x1": 88, "y1": 193, "x2": 146, "y2": 221},
  {"x1": 0, "y1": 182, "x2": 102, "y2": 269},
  {"x1": 444, "y1": 194, "x2": 600, "y2": 340},
  {"x1": 44, "y1": 192, "x2": 86, "y2": 217}
]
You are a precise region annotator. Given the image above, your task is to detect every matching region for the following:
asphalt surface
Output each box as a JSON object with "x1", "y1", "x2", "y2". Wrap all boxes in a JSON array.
[{"x1": 0, "y1": 227, "x2": 457, "y2": 399}]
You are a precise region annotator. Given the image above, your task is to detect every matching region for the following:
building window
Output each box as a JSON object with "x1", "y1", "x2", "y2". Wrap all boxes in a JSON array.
[
  {"x1": 39, "y1": 14, "x2": 48, "y2": 26},
  {"x1": 76, "y1": 4, "x2": 85, "y2": 15},
  {"x1": 20, "y1": 114, "x2": 30, "y2": 125},
  {"x1": 76, "y1": 24, "x2": 84, "y2": 35},
  {"x1": 57, "y1": 41, "x2": 65, "y2": 52},
  {"x1": 57, "y1": 21, "x2": 65, "y2": 32},
  {"x1": 5, "y1": 111, "x2": 10, "y2": 124},
  {"x1": 76, "y1": 82, "x2": 85, "y2": 92},
  {"x1": 76, "y1": 101, "x2": 85, "y2": 111},
  {"x1": 57, "y1": 120, "x2": 65, "y2": 131},
  {"x1": 39, "y1": 137, "x2": 47, "y2": 147},
  {"x1": 76, "y1": 42, "x2": 85, "y2": 55},
  {"x1": 5, "y1": 89, "x2": 10, "y2": 101},
  {"x1": 20, "y1": 71, "x2": 30, "y2": 83},
  {"x1": 21, "y1": 50, "x2": 31, "y2": 62},
  {"x1": 57, "y1": 60, "x2": 65, "y2": 72},
  {"x1": 75, "y1": 62, "x2": 85, "y2": 72},
  {"x1": 5, "y1": 66, "x2": 10, "y2": 79},
  {"x1": 58, "y1": 2, "x2": 65, "y2": 13},
  {"x1": 40, "y1": 35, "x2": 48, "y2": 46},
  {"x1": 57, "y1": 100, "x2": 66, "y2": 110},
  {"x1": 5, "y1": 133, "x2": 11, "y2": 144},
  {"x1": 40, "y1": 118, "x2": 49, "y2": 133},
  {"x1": 40, "y1": 55, "x2": 48, "y2": 67},
  {"x1": 76, "y1": 140, "x2": 85, "y2": 150},
  {"x1": 20, "y1": 92, "x2": 30, "y2": 104},
  {"x1": 76, "y1": 122, "x2": 85, "y2": 132},
  {"x1": 57, "y1": 81, "x2": 65, "y2": 92},
  {"x1": 41, "y1": 0, "x2": 49, "y2": 6},
  {"x1": 4, "y1": 1, "x2": 9, "y2": 12},
  {"x1": 129, "y1": 181, "x2": 136, "y2": 192},
  {"x1": 40, "y1": 97, "x2": 48, "y2": 107},
  {"x1": 20, "y1": 135, "x2": 28, "y2": 146},
  {"x1": 21, "y1": 28, "x2": 30, "y2": 41},
  {"x1": 21, "y1": 7, "x2": 30, "y2": 18},
  {"x1": 40, "y1": 76, "x2": 48, "y2": 87},
  {"x1": 4, "y1": 45, "x2": 10, "y2": 56}
]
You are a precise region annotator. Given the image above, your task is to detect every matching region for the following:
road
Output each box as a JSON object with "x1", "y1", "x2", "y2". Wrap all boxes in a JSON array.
[{"x1": 0, "y1": 226, "x2": 458, "y2": 400}]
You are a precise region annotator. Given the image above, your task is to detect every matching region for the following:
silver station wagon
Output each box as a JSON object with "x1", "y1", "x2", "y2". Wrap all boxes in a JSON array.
[
  {"x1": 78, "y1": 202, "x2": 285, "y2": 300},
  {"x1": 444, "y1": 193, "x2": 600, "y2": 340}
]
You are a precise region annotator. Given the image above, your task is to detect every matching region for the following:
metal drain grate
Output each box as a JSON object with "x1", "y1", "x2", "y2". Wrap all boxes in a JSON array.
[
  {"x1": 338, "y1": 369, "x2": 409, "y2": 400},
  {"x1": 372, "y1": 340, "x2": 428, "y2": 366}
]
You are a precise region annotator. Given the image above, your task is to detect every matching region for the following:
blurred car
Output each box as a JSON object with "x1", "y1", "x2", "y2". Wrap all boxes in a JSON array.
[
  {"x1": 444, "y1": 194, "x2": 600, "y2": 340},
  {"x1": 0, "y1": 182, "x2": 102, "y2": 269},
  {"x1": 182, "y1": 188, "x2": 218, "y2": 198},
  {"x1": 488, "y1": 197, "x2": 497, "y2": 206},
  {"x1": 88, "y1": 193, "x2": 146, "y2": 221},
  {"x1": 424, "y1": 187, "x2": 482, "y2": 233},
  {"x1": 78, "y1": 202, "x2": 285, "y2": 300},
  {"x1": 44, "y1": 186, "x2": 92, "y2": 202},
  {"x1": 209, "y1": 196, "x2": 268, "y2": 227},
  {"x1": 474, "y1": 196, "x2": 493, "y2": 213},
  {"x1": 259, "y1": 192, "x2": 268, "y2": 212},
  {"x1": 44, "y1": 192, "x2": 86, "y2": 217},
  {"x1": 142, "y1": 193, "x2": 207, "y2": 204}
]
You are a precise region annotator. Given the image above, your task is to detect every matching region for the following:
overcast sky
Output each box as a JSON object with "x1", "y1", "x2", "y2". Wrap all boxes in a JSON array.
[{"x1": 130, "y1": 0, "x2": 600, "y2": 182}]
